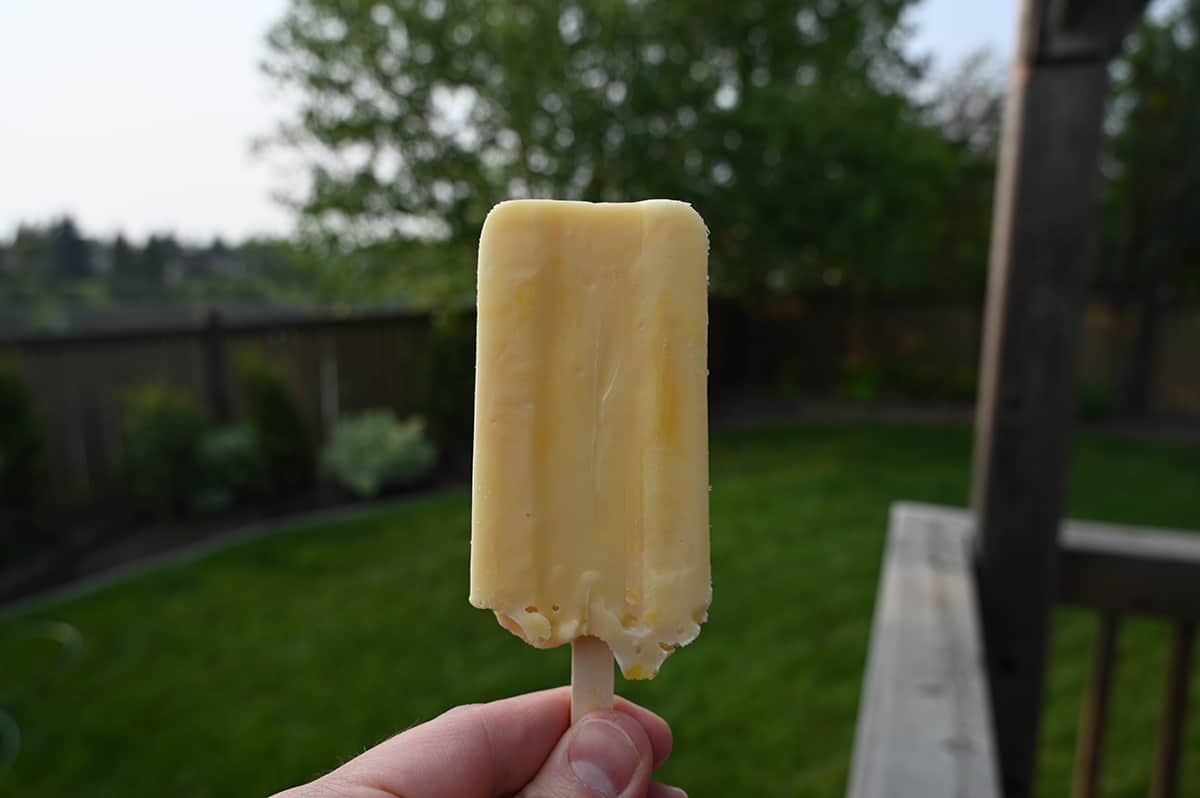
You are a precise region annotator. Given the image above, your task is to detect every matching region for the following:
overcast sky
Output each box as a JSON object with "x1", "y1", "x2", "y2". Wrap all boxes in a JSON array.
[{"x1": 0, "y1": 0, "x2": 1020, "y2": 244}]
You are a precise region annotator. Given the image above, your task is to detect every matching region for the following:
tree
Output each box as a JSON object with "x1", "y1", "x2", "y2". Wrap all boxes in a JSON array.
[
  {"x1": 262, "y1": 0, "x2": 957, "y2": 302},
  {"x1": 921, "y1": 50, "x2": 1005, "y2": 296},
  {"x1": 927, "y1": 50, "x2": 1005, "y2": 156},
  {"x1": 1103, "y1": 1, "x2": 1200, "y2": 413},
  {"x1": 48, "y1": 217, "x2": 93, "y2": 280},
  {"x1": 8, "y1": 224, "x2": 51, "y2": 277},
  {"x1": 110, "y1": 233, "x2": 142, "y2": 300},
  {"x1": 138, "y1": 234, "x2": 178, "y2": 289}
]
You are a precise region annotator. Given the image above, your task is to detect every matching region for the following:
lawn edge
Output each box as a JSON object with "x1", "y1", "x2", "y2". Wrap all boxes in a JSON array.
[{"x1": 0, "y1": 488, "x2": 463, "y2": 622}]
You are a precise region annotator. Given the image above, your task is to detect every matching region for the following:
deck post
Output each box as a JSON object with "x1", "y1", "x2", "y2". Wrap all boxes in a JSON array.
[{"x1": 970, "y1": 1, "x2": 1145, "y2": 796}]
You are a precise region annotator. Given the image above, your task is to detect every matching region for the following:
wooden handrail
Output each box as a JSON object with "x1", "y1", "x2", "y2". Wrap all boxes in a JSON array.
[
  {"x1": 847, "y1": 503, "x2": 1001, "y2": 798},
  {"x1": 1056, "y1": 523, "x2": 1200, "y2": 798},
  {"x1": 1058, "y1": 523, "x2": 1200, "y2": 797},
  {"x1": 1059, "y1": 522, "x2": 1200, "y2": 620}
]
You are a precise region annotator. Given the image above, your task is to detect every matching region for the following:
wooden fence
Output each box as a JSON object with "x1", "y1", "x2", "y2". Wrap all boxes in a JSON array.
[
  {"x1": 2, "y1": 299, "x2": 1198, "y2": 504},
  {"x1": 3, "y1": 309, "x2": 432, "y2": 503}
]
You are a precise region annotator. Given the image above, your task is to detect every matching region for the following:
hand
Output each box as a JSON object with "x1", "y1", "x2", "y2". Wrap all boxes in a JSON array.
[{"x1": 273, "y1": 687, "x2": 686, "y2": 798}]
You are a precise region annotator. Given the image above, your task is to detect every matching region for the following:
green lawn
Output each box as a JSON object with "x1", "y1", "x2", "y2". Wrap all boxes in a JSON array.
[{"x1": 2, "y1": 421, "x2": 1198, "y2": 797}]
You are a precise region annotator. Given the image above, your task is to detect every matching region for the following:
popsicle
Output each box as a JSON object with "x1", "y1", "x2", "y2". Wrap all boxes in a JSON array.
[{"x1": 470, "y1": 199, "x2": 711, "y2": 717}]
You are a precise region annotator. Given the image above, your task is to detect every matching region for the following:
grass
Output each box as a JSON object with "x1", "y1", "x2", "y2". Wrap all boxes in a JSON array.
[{"x1": 1, "y1": 420, "x2": 1198, "y2": 797}]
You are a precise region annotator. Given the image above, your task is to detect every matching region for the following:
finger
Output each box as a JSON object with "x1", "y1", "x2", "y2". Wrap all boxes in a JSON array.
[
  {"x1": 648, "y1": 783, "x2": 688, "y2": 798},
  {"x1": 320, "y1": 688, "x2": 571, "y2": 798},
  {"x1": 613, "y1": 696, "x2": 673, "y2": 769},
  {"x1": 517, "y1": 710, "x2": 655, "y2": 798}
]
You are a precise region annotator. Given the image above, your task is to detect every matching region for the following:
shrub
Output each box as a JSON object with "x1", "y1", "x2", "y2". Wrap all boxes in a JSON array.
[
  {"x1": 834, "y1": 361, "x2": 886, "y2": 403},
  {"x1": 835, "y1": 361, "x2": 979, "y2": 404},
  {"x1": 774, "y1": 360, "x2": 805, "y2": 398},
  {"x1": 235, "y1": 352, "x2": 314, "y2": 497},
  {"x1": 416, "y1": 312, "x2": 475, "y2": 467},
  {"x1": 120, "y1": 384, "x2": 208, "y2": 519},
  {"x1": 937, "y1": 368, "x2": 979, "y2": 404},
  {"x1": 321, "y1": 411, "x2": 436, "y2": 498},
  {"x1": 194, "y1": 425, "x2": 265, "y2": 514},
  {"x1": 1078, "y1": 384, "x2": 1117, "y2": 423},
  {"x1": 0, "y1": 356, "x2": 47, "y2": 549}
]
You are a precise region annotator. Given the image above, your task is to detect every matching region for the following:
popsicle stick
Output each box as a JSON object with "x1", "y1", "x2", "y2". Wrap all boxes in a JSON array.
[{"x1": 571, "y1": 636, "x2": 614, "y2": 724}]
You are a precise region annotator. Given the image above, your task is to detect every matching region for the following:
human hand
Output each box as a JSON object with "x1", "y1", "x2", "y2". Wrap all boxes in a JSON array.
[{"x1": 272, "y1": 687, "x2": 686, "y2": 798}]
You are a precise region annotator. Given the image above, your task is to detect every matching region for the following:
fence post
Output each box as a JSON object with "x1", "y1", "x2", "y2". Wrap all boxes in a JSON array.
[{"x1": 204, "y1": 310, "x2": 232, "y2": 423}]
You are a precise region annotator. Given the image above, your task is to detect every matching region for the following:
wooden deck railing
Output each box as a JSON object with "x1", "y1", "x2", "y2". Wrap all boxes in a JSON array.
[
  {"x1": 846, "y1": 1, "x2": 1189, "y2": 795},
  {"x1": 848, "y1": 503, "x2": 1001, "y2": 798},
  {"x1": 849, "y1": 503, "x2": 1200, "y2": 798},
  {"x1": 1058, "y1": 522, "x2": 1200, "y2": 798}
]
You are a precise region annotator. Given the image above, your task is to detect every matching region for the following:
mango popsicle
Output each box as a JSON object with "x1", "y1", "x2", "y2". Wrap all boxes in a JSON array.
[{"x1": 469, "y1": 199, "x2": 711, "y2": 687}]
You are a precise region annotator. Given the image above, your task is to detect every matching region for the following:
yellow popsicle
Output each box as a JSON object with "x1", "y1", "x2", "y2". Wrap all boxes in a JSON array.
[{"x1": 469, "y1": 199, "x2": 711, "y2": 680}]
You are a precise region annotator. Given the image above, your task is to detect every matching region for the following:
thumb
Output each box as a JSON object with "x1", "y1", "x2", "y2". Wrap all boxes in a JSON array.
[{"x1": 518, "y1": 711, "x2": 655, "y2": 798}]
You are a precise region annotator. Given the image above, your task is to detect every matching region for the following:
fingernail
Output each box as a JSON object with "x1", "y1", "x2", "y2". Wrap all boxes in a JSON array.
[
  {"x1": 569, "y1": 717, "x2": 640, "y2": 797},
  {"x1": 650, "y1": 786, "x2": 688, "y2": 798}
]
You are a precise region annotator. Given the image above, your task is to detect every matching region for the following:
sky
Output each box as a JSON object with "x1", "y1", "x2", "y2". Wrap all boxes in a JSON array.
[{"x1": 0, "y1": 0, "x2": 1019, "y2": 244}]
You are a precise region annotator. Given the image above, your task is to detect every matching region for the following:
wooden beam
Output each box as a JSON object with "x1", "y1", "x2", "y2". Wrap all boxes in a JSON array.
[
  {"x1": 969, "y1": 0, "x2": 1147, "y2": 793},
  {"x1": 1059, "y1": 523, "x2": 1200, "y2": 620},
  {"x1": 971, "y1": 56, "x2": 1111, "y2": 798},
  {"x1": 847, "y1": 503, "x2": 1001, "y2": 798},
  {"x1": 1035, "y1": 0, "x2": 1149, "y2": 63}
]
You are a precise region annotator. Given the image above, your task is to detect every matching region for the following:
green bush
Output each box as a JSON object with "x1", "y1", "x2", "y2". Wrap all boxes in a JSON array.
[
  {"x1": 194, "y1": 426, "x2": 265, "y2": 514},
  {"x1": 938, "y1": 368, "x2": 979, "y2": 403},
  {"x1": 120, "y1": 385, "x2": 209, "y2": 518},
  {"x1": 1078, "y1": 383, "x2": 1117, "y2": 423},
  {"x1": 0, "y1": 356, "x2": 48, "y2": 549},
  {"x1": 235, "y1": 352, "x2": 314, "y2": 497},
  {"x1": 321, "y1": 411, "x2": 436, "y2": 498},
  {"x1": 774, "y1": 360, "x2": 805, "y2": 398},
  {"x1": 417, "y1": 312, "x2": 475, "y2": 466},
  {"x1": 834, "y1": 361, "x2": 886, "y2": 402},
  {"x1": 834, "y1": 361, "x2": 979, "y2": 404}
]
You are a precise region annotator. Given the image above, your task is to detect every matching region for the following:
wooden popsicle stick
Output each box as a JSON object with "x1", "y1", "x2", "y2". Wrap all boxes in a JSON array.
[{"x1": 571, "y1": 635, "x2": 614, "y2": 724}]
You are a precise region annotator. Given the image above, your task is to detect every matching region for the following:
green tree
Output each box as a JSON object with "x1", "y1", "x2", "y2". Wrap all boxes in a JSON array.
[
  {"x1": 8, "y1": 224, "x2": 51, "y2": 277},
  {"x1": 262, "y1": 0, "x2": 957, "y2": 301},
  {"x1": 1103, "y1": 1, "x2": 1200, "y2": 413},
  {"x1": 49, "y1": 217, "x2": 93, "y2": 280},
  {"x1": 4, "y1": 224, "x2": 69, "y2": 328},
  {"x1": 110, "y1": 232, "x2": 143, "y2": 300},
  {"x1": 138, "y1": 234, "x2": 177, "y2": 288},
  {"x1": 922, "y1": 50, "x2": 1004, "y2": 296}
]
